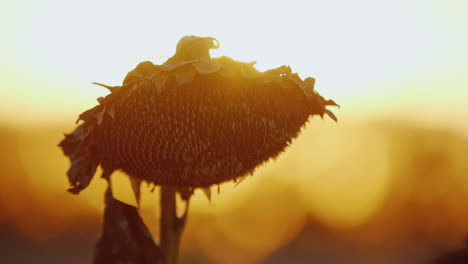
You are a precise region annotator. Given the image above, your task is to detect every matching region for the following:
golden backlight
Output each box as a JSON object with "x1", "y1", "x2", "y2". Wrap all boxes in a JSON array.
[
  {"x1": 1, "y1": 0, "x2": 467, "y2": 126},
  {"x1": 1, "y1": 0, "x2": 468, "y2": 263}
]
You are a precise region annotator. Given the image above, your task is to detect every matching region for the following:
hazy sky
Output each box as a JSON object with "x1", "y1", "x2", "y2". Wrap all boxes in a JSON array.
[
  {"x1": 1, "y1": 0, "x2": 467, "y2": 126},
  {"x1": 1, "y1": 3, "x2": 468, "y2": 260}
]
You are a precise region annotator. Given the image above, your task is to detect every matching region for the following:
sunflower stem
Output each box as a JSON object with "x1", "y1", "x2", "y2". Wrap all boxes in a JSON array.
[{"x1": 160, "y1": 186, "x2": 187, "y2": 264}]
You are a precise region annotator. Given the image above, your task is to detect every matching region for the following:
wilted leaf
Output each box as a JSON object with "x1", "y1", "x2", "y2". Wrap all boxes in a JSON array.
[
  {"x1": 152, "y1": 76, "x2": 168, "y2": 94},
  {"x1": 264, "y1": 65, "x2": 291, "y2": 76},
  {"x1": 59, "y1": 125, "x2": 86, "y2": 157},
  {"x1": 130, "y1": 177, "x2": 142, "y2": 206},
  {"x1": 119, "y1": 83, "x2": 140, "y2": 102},
  {"x1": 160, "y1": 59, "x2": 198, "y2": 71},
  {"x1": 92, "y1": 82, "x2": 119, "y2": 93},
  {"x1": 304, "y1": 77, "x2": 316, "y2": 90},
  {"x1": 66, "y1": 155, "x2": 99, "y2": 194},
  {"x1": 123, "y1": 61, "x2": 161, "y2": 85},
  {"x1": 177, "y1": 187, "x2": 194, "y2": 201},
  {"x1": 201, "y1": 187, "x2": 212, "y2": 201},
  {"x1": 175, "y1": 67, "x2": 197, "y2": 85},
  {"x1": 233, "y1": 175, "x2": 248, "y2": 187},
  {"x1": 193, "y1": 61, "x2": 222, "y2": 74},
  {"x1": 325, "y1": 109, "x2": 338, "y2": 122},
  {"x1": 264, "y1": 65, "x2": 292, "y2": 83},
  {"x1": 77, "y1": 105, "x2": 102, "y2": 124},
  {"x1": 94, "y1": 189, "x2": 161, "y2": 264},
  {"x1": 240, "y1": 62, "x2": 259, "y2": 79},
  {"x1": 278, "y1": 80, "x2": 296, "y2": 89},
  {"x1": 214, "y1": 56, "x2": 245, "y2": 77},
  {"x1": 59, "y1": 125, "x2": 98, "y2": 194},
  {"x1": 106, "y1": 104, "x2": 115, "y2": 120},
  {"x1": 95, "y1": 107, "x2": 107, "y2": 125},
  {"x1": 285, "y1": 73, "x2": 307, "y2": 89},
  {"x1": 431, "y1": 242, "x2": 468, "y2": 264},
  {"x1": 326, "y1": 99, "x2": 339, "y2": 107}
]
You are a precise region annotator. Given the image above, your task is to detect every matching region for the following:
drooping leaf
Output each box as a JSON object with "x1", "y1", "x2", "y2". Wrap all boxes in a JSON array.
[
  {"x1": 264, "y1": 65, "x2": 292, "y2": 83},
  {"x1": 119, "y1": 83, "x2": 140, "y2": 102},
  {"x1": 152, "y1": 75, "x2": 168, "y2": 94},
  {"x1": 193, "y1": 61, "x2": 222, "y2": 74},
  {"x1": 92, "y1": 82, "x2": 119, "y2": 93},
  {"x1": 58, "y1": 125, "x2": 98, "y2": 194},
  {"x1": 123, "y1": 61, "x2": 161, "y2": 85},
  {"x1": 285, "y1": 73, "x2": 307, "y2": 89},
  {"x1": 130, "y1": 177, "x2": 142, "y2": 207},
  {"x1": 325, "y1": 109, "x2": 338, "y2": 122},
  {"x1": 175, "y1": 66, "x2": 197, "y2": 85},
  {"x1": 77, "y1": 105, "x2": 102, "y2": 124},
  {"x1": 177, "y1": 187, "x2": 194, "y2": 202},
  {"x1": 201, "y1": 187, "x2": 212, "y2": 201},
  {"x1": 325, "y1": 99, "x2": 339, "y2": 107},
  {"x1": 240, "y1": 62, "x2": 260, "y2": 79},
  {"x1": 160, "y1": 59, "x2": 198, "y2": 71},
  {"x1": 59, "y1": 125, "x2": 86, "y2": 157},
  {"x1": 66, "y1": 155, "x2": 99, "y2": 194},
  {"x1": 303, "y1": 77, "x2": 316, "y2": 90},
  {"x1": 95, "y1": 106, "x2": 107, "y2": 125},
  {"x1": 106, "y1": 103, "x2": 115, "y2": 120},
  {"x1": 233, "y1": 175, "x2": 249, "y2": 187},
  {"x1": 214, "y1": 56, "x2": 247, "y2": 77},
  {"x1": 431, "y1": 242, "x2": 468, "y2": 264},
  {"x1": 94, "y1": 189, "x2": 161, "y2": 264}
]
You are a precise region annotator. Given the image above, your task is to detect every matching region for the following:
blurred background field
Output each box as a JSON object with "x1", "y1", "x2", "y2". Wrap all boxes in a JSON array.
[
  {"x1": 1, "y1": 0, "x2": 467, "y2": 263},
  {"x1": 1, "y1": 120, "x2": 468, "y2": 264}
]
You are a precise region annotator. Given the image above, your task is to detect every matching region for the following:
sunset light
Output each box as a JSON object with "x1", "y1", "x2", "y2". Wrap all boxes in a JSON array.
[
  {"x1": 1, "y1": 0, "x2": 468, "y2": 264},
  {"x1": 2, "y1": 0, "x2": 467, "y2": 126}
]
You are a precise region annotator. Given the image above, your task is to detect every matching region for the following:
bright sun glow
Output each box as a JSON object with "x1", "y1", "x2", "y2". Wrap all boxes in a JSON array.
[{"x1": 1, "y1": 0, "x2": 467, "y2": 127}]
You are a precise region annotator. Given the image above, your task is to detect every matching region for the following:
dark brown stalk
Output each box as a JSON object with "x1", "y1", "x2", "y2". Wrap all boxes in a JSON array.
[{"x1": 160, "y1": 186, "x2": 188, "y2": 264}]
